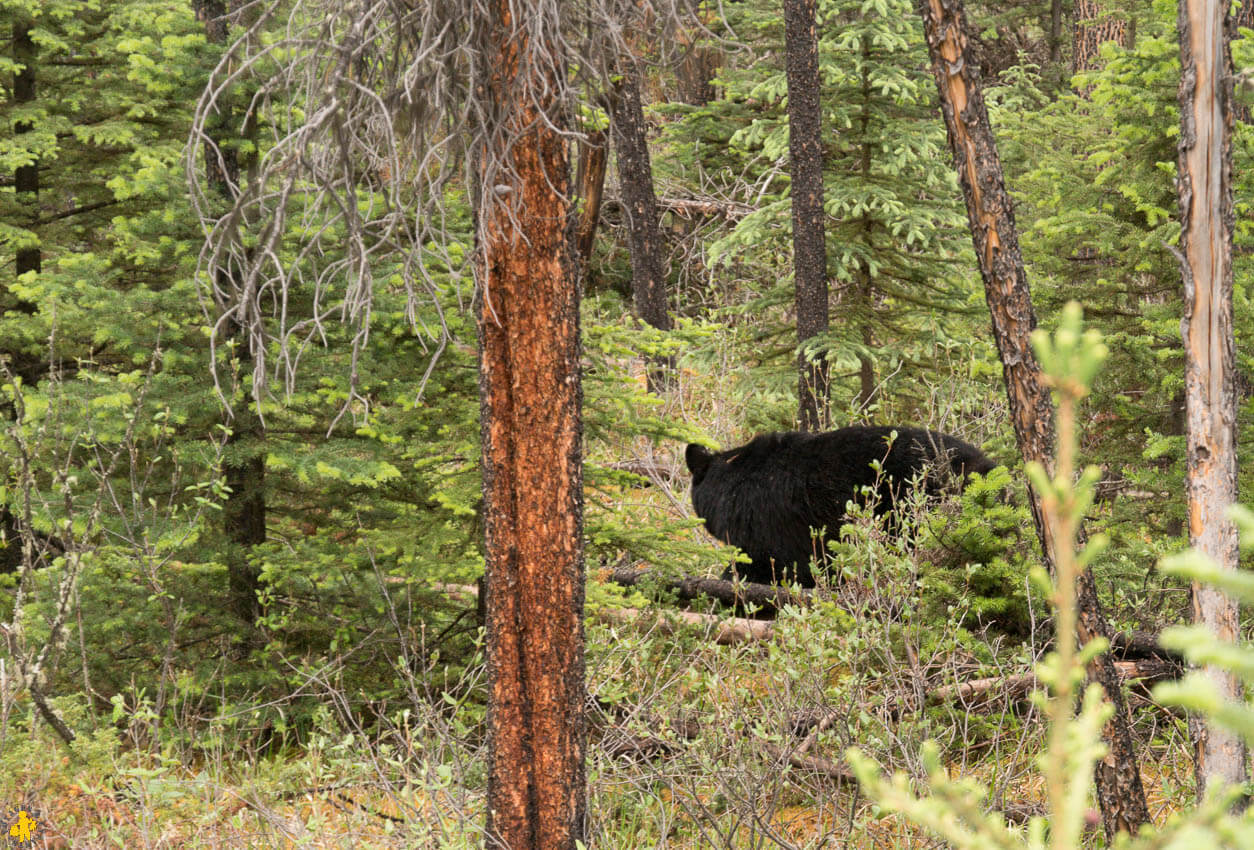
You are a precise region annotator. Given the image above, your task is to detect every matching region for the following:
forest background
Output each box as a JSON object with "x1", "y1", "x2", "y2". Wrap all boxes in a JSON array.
[{"x1": 3, "y1": 0, "x2": 1254, "y2": 846}]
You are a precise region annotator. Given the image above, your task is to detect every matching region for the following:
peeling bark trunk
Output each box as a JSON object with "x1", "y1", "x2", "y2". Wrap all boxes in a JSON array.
[
  {"x1": 916, "y1": 0, "x2": 1151, "y2": 838},
  {"x1": 611, "y1": 61, "x2": 673, "y2": 393},
  {"x1": 784, "y1": 0, "x2": 831, "y2": 431},
  {"x1": 477, "y1": 1, "x2": 586, "y2": 846},
  {"x1": 195, "y1": 0, "x2": 267, "y2": 623},
  {"x1": 1176, "y1": 0, "x2": 1247, "y2": 802}
]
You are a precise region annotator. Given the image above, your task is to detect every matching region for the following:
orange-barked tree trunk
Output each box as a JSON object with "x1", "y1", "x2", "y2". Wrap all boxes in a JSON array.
[
  {"x1": 916, "y1": 0, "x2": 1151, "y2": 839},
  {"x1": 477, "y1": 1, "x2": 587, "y2": 847},
  {"x1": 1175, "y1": 0, "x2": 1247, "y2": 802}
]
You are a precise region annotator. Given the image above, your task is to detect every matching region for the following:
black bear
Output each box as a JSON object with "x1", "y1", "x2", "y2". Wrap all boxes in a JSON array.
[{"x1": 685, "y1": 426, "x2": 996, "y2": 587}]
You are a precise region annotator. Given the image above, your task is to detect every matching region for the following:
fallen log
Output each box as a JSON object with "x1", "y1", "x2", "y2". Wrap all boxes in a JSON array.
[
  {"x1": 608, "y1": 567, "x2": 812, "y2": 615},
  {"x1": 433, "y1": 581, "x2": 773, "y2": 645},
  {"x1": 602, "y1": 195, "x2": 755, "y2": 221},
  {"x1": 929, "y1": 658, "x2": 1181, "y2": 708},
  {"x1": 433, "y1": 582, "x2": 1183, "y2": 683},
  {"x1": 595, "y1": 604, "x2": 773, "y2": 645}
]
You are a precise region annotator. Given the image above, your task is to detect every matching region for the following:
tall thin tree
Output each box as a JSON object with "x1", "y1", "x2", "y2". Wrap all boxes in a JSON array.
[
  {"x1": 783, "y1": 0, "x2": 831, "y2": 431},
  {"x1": 14, "y1": 21, "x2": 39, "y2": 279},
  {"x1": 193, "y1": 0, "x2": 267, "y2": 624},
  {"x1": 3, "y1": 19, "x2": 42, "y2": 574},
  {"x1": 611, "y1": 59, "x2": 674, "y2": 392},
  {"x1": 477, "y1": 1, "x2": 587, "y2": 845},
  {"x1": 916, "y1": 0, "x2": 1151, "y2": 838},
  {"x1": 574, "y1": 128, "x2": 608, "y2": 281},
  {"x1": 1175, "y1": 0, "x2": 1246, "y2": 801}
]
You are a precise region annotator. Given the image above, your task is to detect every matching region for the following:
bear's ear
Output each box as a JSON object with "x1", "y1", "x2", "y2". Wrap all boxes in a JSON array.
[{"x1": 685, "y1": 444, "x2": 713, "y2": 481}]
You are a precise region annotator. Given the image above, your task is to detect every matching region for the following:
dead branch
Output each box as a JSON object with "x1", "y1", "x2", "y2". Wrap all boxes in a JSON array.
[{"x1": 763, "y1": 742, "x2": 856, "y2": 783}]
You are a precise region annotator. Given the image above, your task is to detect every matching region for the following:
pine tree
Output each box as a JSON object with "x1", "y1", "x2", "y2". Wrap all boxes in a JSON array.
[{"x1": 675, "y1": 0, "x2": 972, "y2": 418}]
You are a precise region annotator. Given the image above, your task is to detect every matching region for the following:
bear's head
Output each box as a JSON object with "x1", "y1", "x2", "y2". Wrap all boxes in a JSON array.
[{"x1": 685, "y1": 444, "x2": 714, "y2": 488}]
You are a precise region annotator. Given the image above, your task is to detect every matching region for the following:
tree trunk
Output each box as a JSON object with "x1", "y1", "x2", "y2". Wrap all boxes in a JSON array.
[
  {"x1": 610, "y1": 61, "x2": 674, "y2": 393},
  {"x1": 677, "y1": 48, "x2": 719, "y2": 106},
  {"x1": 916, "y1": 0, "x2": 1151, "y2": 839},
  {"x1": 2, "y1": 20, "x2": 41, "y2": 574},
  {"x1": 1049, "y1": 0, "x2": 1064, "y2": 64},
  {"x1": 783, "y1": 0, "x2": 830, "y2": 431},
  {"x1": 574, "y1": 128, "x2": 608, "y2": 281},
  {"x1": 1072, "y1": 0, "x2": 1129, "y2": 74},
  {"x1": 1176, "y1": 0, "x2": 1247, "y2": 801},
  {"x1": 1232, "y1": 1, "x2": 1254, "y2": 123},
  {"x1": 477, "y1": 1, "x2": 586, "y2": 846},
  {"x1": 857, "y1": 321, "x2": 876, "y2": 410},
  {"x1": 14, "y1": 21, "x2": 39, "y2": 279},
  {"x1": 195, "y1": 0, "x2": 267, "y2": 623}
]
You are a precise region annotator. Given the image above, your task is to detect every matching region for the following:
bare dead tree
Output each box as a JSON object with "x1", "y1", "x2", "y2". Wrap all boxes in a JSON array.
[
  {"x1": 186, "y1": 0, "x2": 724, "y2": 414},
  {"x1": 1175, "y1": 0, "x2": 1247, "y2": 802},
  {"x1": 187, "y1": 1, "x2": 723, "y2": 845},
  {"x1": 915, "y1": 0, "x2": 1151, "y2": 838}
]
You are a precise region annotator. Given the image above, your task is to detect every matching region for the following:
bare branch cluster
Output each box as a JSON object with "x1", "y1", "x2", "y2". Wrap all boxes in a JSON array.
[{"x1": 187, "y1": 0, "x2": 728, "y2": 414}]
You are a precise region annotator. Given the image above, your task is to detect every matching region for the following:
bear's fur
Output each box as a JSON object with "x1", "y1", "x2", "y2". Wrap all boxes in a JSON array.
[{"x1": 685, "y1": 426, "x2": 995, "y2": 587}]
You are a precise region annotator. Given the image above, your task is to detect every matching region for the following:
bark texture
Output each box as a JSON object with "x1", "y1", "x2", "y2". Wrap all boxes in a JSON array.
[
  {"x1": 916, "y1": 0, "x2": 1151, "y2": 838},
  {"x1": 783, "y1": 0, "x2": 831, "y2": 431},
  {"x1": 1072, "y1": 0, "x2": 1130, "y2": 74},
  {"x1": 676, "y1": 44, "x2": 719, "y2": 105},
  {"x1": 611, "y1": 61, "x2": 673, "y2": 392},
  {"x1": 477, "y1": 2, "x2": 587, "y2": 846},
  {"x1": 1176, "y1": 0, "x2": 1247, "y2": 800},
  {"x1": 195, "y1": 0, "x2": 267, "y2": 623}
]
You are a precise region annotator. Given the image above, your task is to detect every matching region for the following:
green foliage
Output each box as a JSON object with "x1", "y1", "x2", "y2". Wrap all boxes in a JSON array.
[
  {"x1": 1156, "y1": 506, "x2": 1254, "y2": 741},
  {"x1": 992, "y1": 2, "x2": 1254, "y2": 553},
  {"x1": 851, "y1": 309, "x2": 1254, "y2": 849},
  {"x1": 660, "y1": 0, "x2": 979, "y2": 416},
  {"x1": 915, "y1": 466, "x2": 1036, "y2": 636}
]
